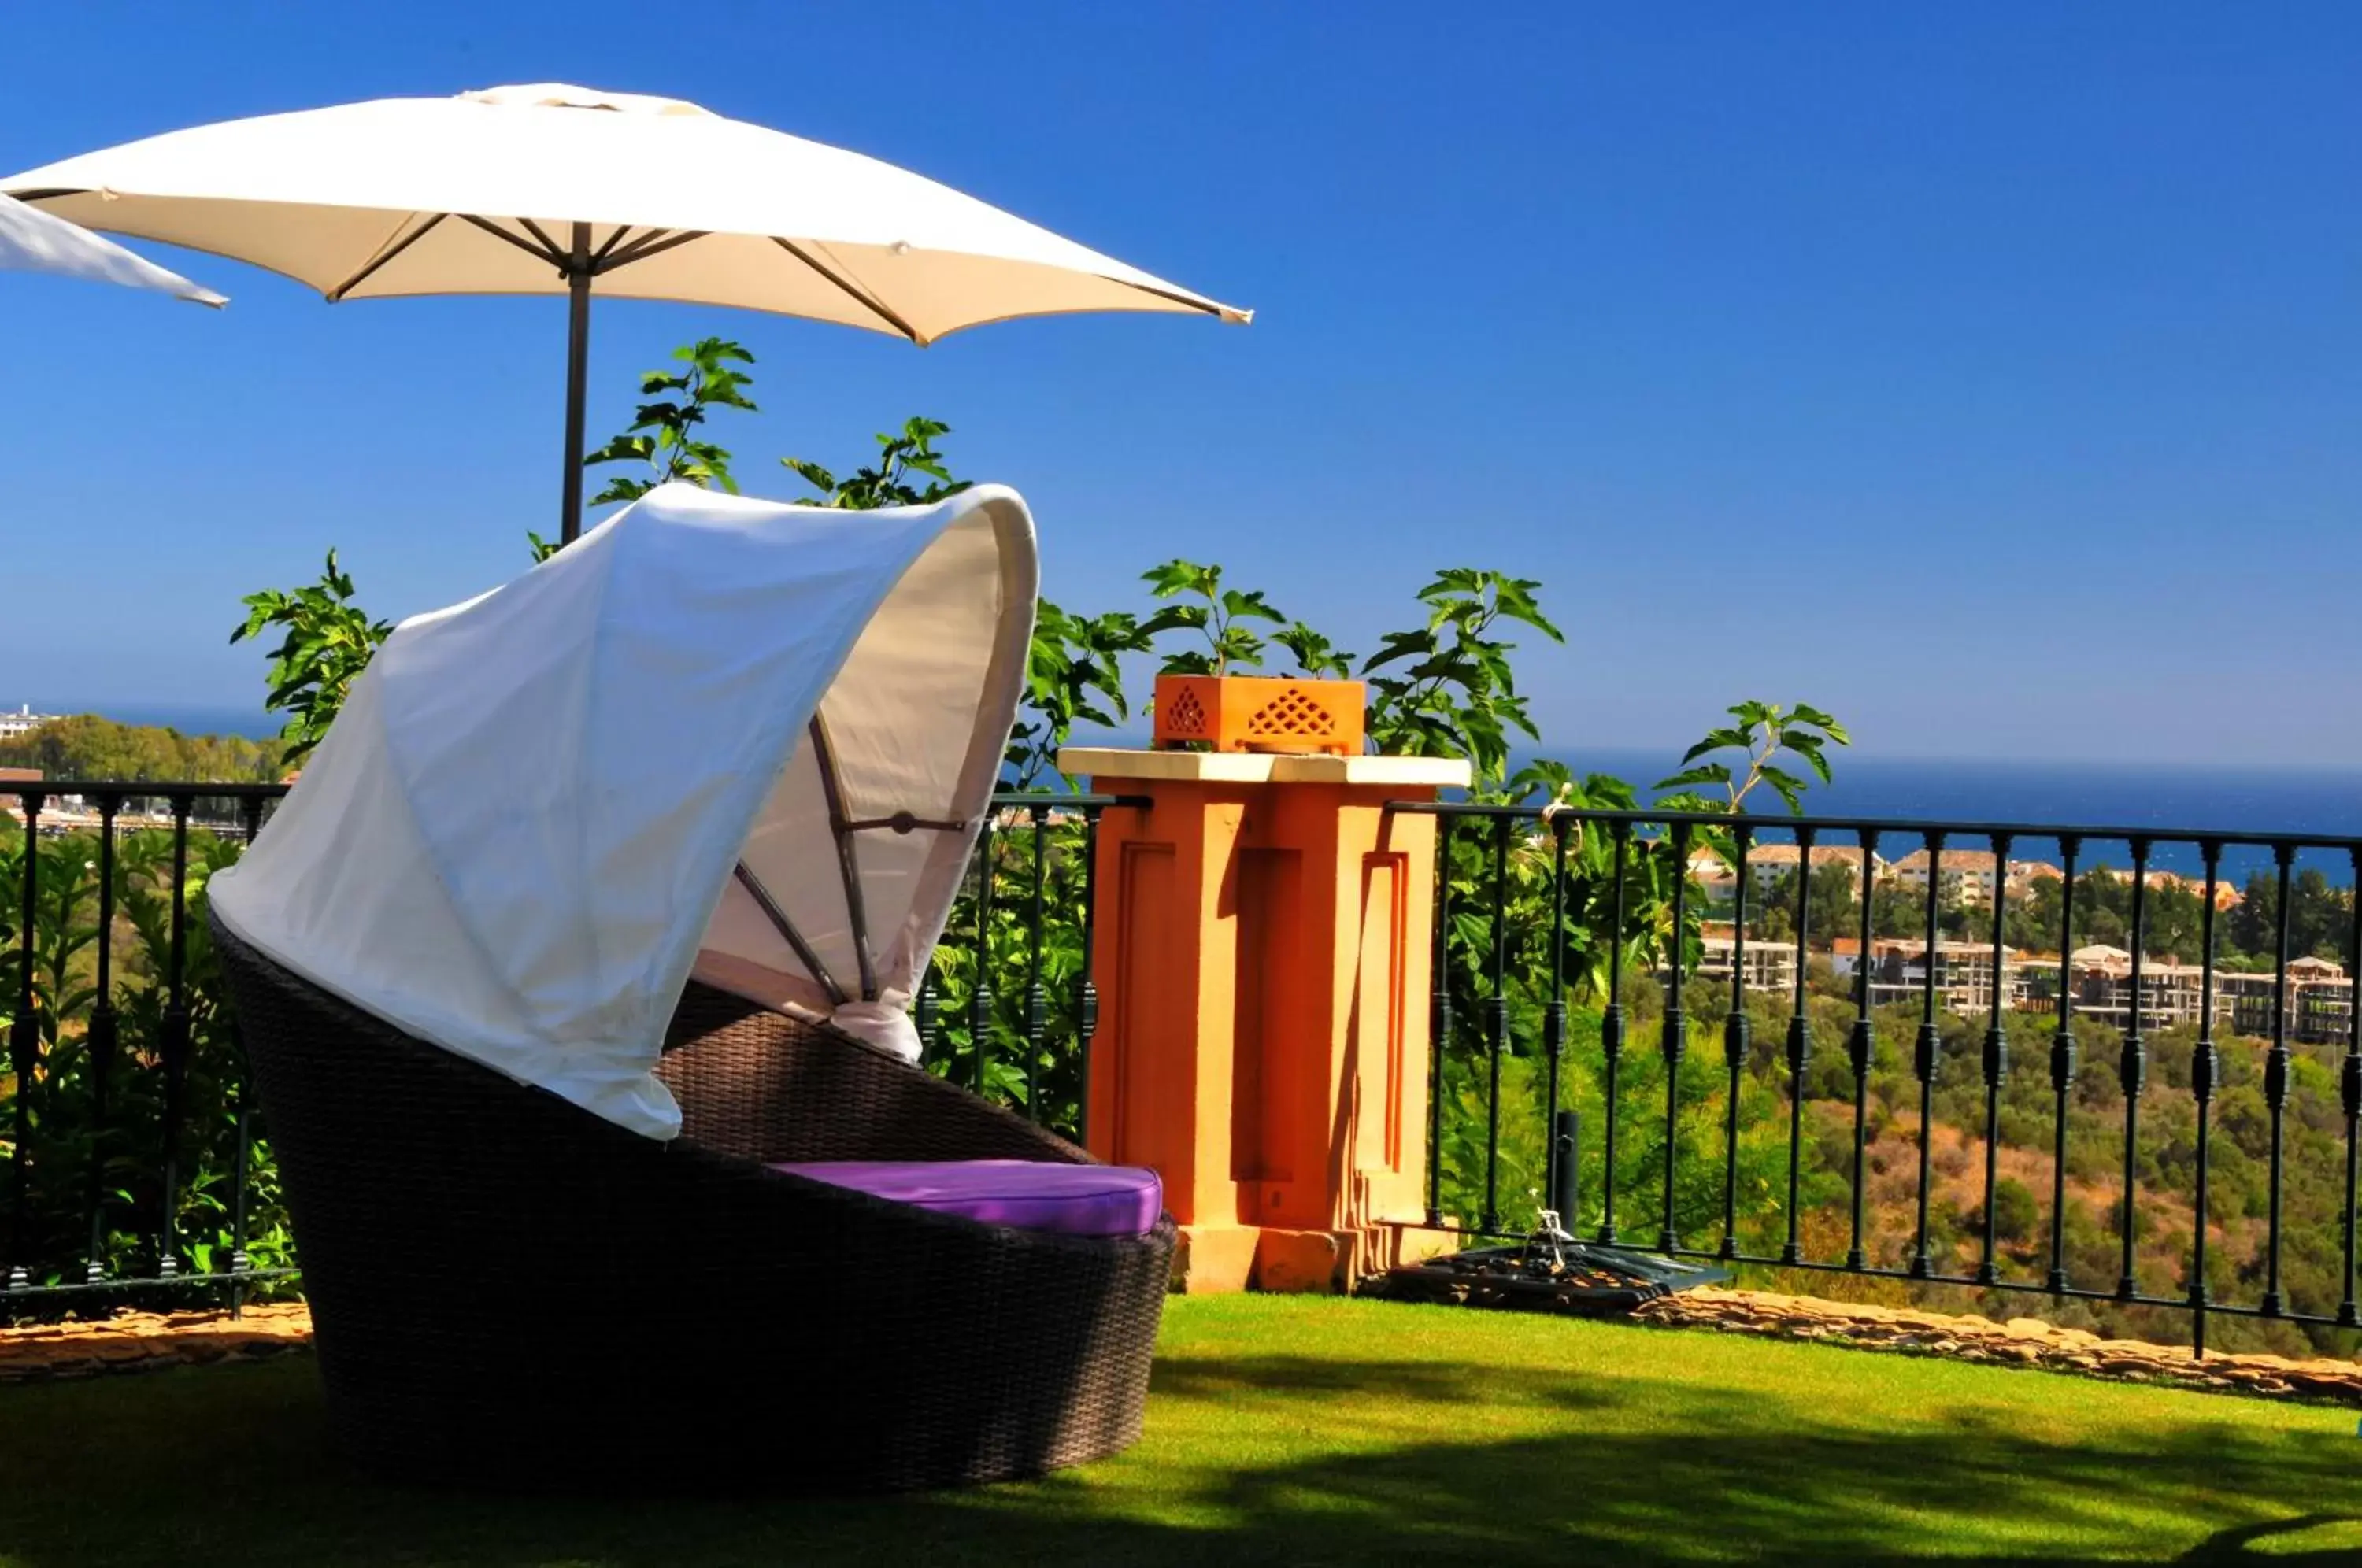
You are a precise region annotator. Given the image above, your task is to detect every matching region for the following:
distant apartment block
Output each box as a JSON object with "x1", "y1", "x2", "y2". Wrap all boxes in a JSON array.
[
  {"x1": 1886, "y1": 847, "x2": 2005, "y2": 906},
  {"x1": 2082, "y1": 865, "x2": 2245, "y2": 911},
  {"x1": 1689, "y1": 923, "x2": 1800, "y2": 996},
  {"x1": 1686, "y1": 849, "x2": 1738, "y2": 902},
  {"x1": 2042, "y1": 945, "x2": 2212, "y2": 1033},
  {"x1": 1708, "y1": 924, "x2": 2351, "y2": 1042},
  {"x1": 2218, "y1": 956, "x2": 2354, "y2": 1045},
  {"x1": 1742, "y1": 841, "x2": 1881, "y2": 893},
  {"x1": 2005, "y1": 859, "x2": 2065, "y2": 894},
  {"x1": 1830, "y1": 937, "x2": 2020, "y2": 1015}
]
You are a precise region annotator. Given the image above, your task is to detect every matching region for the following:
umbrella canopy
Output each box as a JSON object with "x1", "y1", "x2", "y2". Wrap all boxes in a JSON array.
[
  {"x1": 0, "y1": 191, "x2": 224, "y2": 305},
  {"x1": 208, "y1": 480, "x2": 1037, "y2": 1139},
  {"x1": 3, "y1": 83, "x2": 1245, "y2": 535}
]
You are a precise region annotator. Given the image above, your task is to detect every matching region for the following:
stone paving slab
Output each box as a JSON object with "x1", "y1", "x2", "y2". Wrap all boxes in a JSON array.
[
  {"x1": 1633, "y1": 1287, "x2": 2362, "y2": 1405},
  {"x1": 0, "y1": 1304, "x2": 312, "y2": 1384}
]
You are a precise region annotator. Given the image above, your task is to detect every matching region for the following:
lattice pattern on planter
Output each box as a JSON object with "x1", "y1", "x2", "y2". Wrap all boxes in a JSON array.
[
  {"x1": 1246, "y1": 686, "x2": 1338, "y2": 740},
  {"x1": 1152, "y1": 675, "x2": 1364, "y2": 754},
  {"x1": 1163, "y1": 685, "x2": 1208, "y2": 736}
]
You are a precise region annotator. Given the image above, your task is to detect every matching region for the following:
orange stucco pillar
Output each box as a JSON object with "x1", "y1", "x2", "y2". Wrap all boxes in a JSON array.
[{"x1": 1058, "y1": 747, "x2": 1471, "y2": 1292}]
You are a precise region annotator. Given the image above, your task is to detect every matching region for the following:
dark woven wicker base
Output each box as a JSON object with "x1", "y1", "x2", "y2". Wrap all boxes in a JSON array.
[{"x1": 213, "y1": 918, "x2": 1172, "y2": 1493}]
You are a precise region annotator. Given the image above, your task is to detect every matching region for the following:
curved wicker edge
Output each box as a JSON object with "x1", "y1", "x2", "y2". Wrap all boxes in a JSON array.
[{"x1": 212, "y1": 917, "x2": 1173, "y2": 1492}]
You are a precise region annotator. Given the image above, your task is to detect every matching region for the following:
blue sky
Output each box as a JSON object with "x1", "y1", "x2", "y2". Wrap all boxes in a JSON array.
[{"x1": 3, "y1": 3, "x2": 2357, "y2": 767}]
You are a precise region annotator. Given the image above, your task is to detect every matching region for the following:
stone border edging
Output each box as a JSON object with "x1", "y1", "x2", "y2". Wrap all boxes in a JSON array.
[
  {"x1": 0, "y1": 1304, "x2": 312, "y2": 1384},
  {"x1": 1631, "y1": 1288, "x2": 2362, "y2": 1404}
]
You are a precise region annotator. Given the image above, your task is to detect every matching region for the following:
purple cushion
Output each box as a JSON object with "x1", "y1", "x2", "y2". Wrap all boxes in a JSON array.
[{"x1": 765, "y1": 1159, "x2": 1164, "y2": 1237}]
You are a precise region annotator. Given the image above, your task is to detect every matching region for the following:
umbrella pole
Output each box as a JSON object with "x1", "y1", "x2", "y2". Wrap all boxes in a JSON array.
[{"x1": 559, "y1": 223, "x2": 593, "y2": 544}]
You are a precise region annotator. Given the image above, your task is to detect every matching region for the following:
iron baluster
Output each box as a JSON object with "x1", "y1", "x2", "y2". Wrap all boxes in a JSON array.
[
  {"x1": 1659, "y1": 820, "x2": 1690, "y2": 1255},
  {"x1": 83, "y1": 794, "x2": 122, "y2": 1285},
  {"x1": 969, "y1": 813, "x2": 997, "y2": 1098},
  {"x1": 2190, "y1": 842, "x2": 2222, "y2": 1357},
  {"x1": 2116, "y1": 839, "x2": 2150, "y2": 1300},
  {"x1": 1783, "y1": 827, "x2": 1814, "y2": 1264},
  {"x1": 1023, "y1": 804, "x2": 1050, "y2": 1122},
  {"x1": 915, "y1": 969, "x2": 940, "y2": 1065},
  {"x1": 1846, "y1": 829, "x2": 1878, "y2": 1270},
  {"x1": 229, "y1": 796, "x2": 265, "y2": 1318},
  {"x1": 1909, "y1": 830, "x2": 1944, "y2": 1278},
  {"x1": 1599, "y1": 824, "x2": 1629, "y2": 1244},
  {"x1": 7, "y1": 790, "x2": 41, "y2": 1294},
  {"x1": 1723, "y1": 823, "x2": 1753, "y2": 1261},
  {"x1": 157, "y1": 795, "x2": 193, "y2": 1280},
  {"x1": 2048, "y1": 835, "x2": 2081, "y2": 1294},
  {"x1": 1482, "y1": 815, "x2": 1511, "y2": 1233},
  {"x1": 1978, "y1": 833, "x2": 2012, "y2": 1286},
  {"x1": 1426, "y1": 816, "x2": 1453, "y2": 1226},
  {"x1": 1542, "y1": 817, "x2": 1571, "y2": 1222},
  {"x1": 2263, "y1": 845, "x2": 2294, "y2": 1317}
]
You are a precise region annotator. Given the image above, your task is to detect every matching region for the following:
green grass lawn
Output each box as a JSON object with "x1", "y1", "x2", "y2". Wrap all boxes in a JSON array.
[{"x1": 5, "y1": 1296, "x2": 2360, "y2": 1566}]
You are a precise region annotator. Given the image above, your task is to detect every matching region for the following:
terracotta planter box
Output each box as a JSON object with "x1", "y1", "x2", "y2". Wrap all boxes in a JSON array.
[{"x1": 1152, "y1": 674, "x2": 1365, "y2": 756}]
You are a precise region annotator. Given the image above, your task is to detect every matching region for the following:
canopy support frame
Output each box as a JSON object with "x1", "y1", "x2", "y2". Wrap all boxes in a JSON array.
[
  {"x1": 805, "y1": 716, "x2": 879, "y2": 1002},
  {"x1": 731, "y1": 863, "x2": 848, "y2": 1008},
  {"x1": 772, "y1": 237, "x2": 924, "y2": 344},
  {"x1": 325, "y1": 212, "x2": 447, "y2": 301}
]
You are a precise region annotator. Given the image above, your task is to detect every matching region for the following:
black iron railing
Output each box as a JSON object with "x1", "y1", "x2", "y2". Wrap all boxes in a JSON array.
[
  {"x1": 1396, "y1": 801, "x2": 2362, "y2": 1358},
  {"x1": 911, "y1": 793, "x2": 1147, "y2": 1141},
  {"x1": 2, "y1": 780, "x2": 1131, "y2": 1318},
  {"x1": 3, "y1": 782, "x2": 288, "y2": 1318}
]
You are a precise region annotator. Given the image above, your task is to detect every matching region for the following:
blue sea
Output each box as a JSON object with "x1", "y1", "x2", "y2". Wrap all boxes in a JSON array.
[
  {"x1": 22, "y1": 703, "x2": 2362, "y2": 887},
  {"x1": 17, "y1": 702, "x2": 280, "y2": 741}
]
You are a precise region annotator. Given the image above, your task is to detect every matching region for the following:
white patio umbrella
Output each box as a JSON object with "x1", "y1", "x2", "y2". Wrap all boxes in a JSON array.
[
  {"x1": 0, "y1": 192, "x2": 224, "y2": 305},
  {"x1": 2, "y1": 83, "x2": 1246, "y2": 540}
]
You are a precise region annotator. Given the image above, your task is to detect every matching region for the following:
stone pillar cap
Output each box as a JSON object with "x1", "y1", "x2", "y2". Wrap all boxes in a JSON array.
[{"x1": 1057, "y1": 746, "x2": 1472, "y2": 788}]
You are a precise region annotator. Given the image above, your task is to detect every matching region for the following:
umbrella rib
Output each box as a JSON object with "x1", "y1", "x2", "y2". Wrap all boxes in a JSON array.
[
  {"x1": 513, "y1": 216, "x2": 566, "y2": 261},
  {"x1": 1113, "y1": 279, "x2": 1235, "y2": 320},
  {"x1": 325, "y1": 212, "x2": 446, "y2": 302},
  {"x1": 731, "y1": 862, "x2": 849, "y2": 1008},
  {"x1": 772, "y1": 238, "x2": 923, "y2": 344},
  {"x1": 805, "y1": 716, "x2": 879, "y2": 1002},
  {"x1": 456, "y1": 213, "x2": 568, "y2": 269},
  {"x1": 599, "y1": 227, "x2": 708, "y2": 272},
  {"x1": 590, "y1": 224, "x2": 636, "y2": 264}
]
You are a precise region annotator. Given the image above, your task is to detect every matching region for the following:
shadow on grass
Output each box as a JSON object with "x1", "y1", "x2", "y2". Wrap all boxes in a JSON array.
[{"x1": 0, "y1": 1349, "x2": 2355, "y2": 1567}]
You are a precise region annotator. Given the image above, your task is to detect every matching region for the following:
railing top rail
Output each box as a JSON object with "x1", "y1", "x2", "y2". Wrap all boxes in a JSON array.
[
  {"x1": 2, "y1": 780, "x2": 291, "y2": 799},
  {"x1": 1386, "y1": 798, "x2": 2362, "y2": 853},
  {"x1": 987, "y1": 791, "x2": 1151, "y2": 811},
  {"x1": 6, "y1": 782, "x2": 1145, "y2": 808}
]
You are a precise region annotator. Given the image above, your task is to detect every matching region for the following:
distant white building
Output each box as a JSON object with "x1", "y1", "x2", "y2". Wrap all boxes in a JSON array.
[
  {"x1": 1689, "y1": 923, "x2": 1801, "y2": 996},
  {"x1": 2219, "y1": 956, "x2": 2354, "y2": 1045},
  {"x1": 1831, "y1": 937, "x2": 2026, "y2": 1015},
  {"x1": 0, "y1": 705, "x2": 60, "y2": 741}
]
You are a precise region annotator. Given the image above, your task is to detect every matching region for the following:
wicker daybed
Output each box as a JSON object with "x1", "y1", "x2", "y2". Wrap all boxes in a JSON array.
[{"x1": 208, "y1": 483, "x2": 1172, "y2": 1490}]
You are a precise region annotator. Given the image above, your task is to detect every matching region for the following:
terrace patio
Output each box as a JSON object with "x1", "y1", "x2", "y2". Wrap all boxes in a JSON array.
[
  {"x1": 4, "y1": 1295, "x2": 2359, "y2": 1566},
  {"x1": 8, "y1": 770, "x2": 2362, "y2": 1549}
]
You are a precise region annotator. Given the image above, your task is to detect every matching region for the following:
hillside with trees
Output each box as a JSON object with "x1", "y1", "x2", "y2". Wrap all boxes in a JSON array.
[{"x1": 0, "y1": 714, "x2": 283, "y2": 783}]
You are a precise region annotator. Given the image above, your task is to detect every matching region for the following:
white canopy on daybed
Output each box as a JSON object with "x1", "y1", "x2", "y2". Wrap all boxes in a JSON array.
[{"x1": 209, "y1": 482, "x2": 1037, "y2": 1139}]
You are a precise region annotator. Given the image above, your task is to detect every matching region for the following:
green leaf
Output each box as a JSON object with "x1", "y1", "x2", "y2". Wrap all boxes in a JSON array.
[
  {"x1": 1757, "y1": 764, "x2": 1809, "y2": 814},
  {"x1": 1655, "y1": 764, "x2": 1731, "y2": 792}
]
